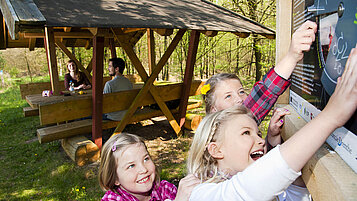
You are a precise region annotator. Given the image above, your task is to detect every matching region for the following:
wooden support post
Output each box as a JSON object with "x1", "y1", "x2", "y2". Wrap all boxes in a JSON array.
[
  {"x1": 178, "y1": 30, "x2": 200, "y2": 128},
  {"x1": 92, "y1": 35, "x2": 104, "y2": 149},
  {"x1": 109, "y1": 38, "x2": 116, "y2": 58},
  {"x1": 29, "y1": 38, "x2": 36, "y2": 51},
  {"x1": 147, "y1": 28, "x2": 155, "y2": 75},
  {"x1": 276, "y1": 0, "x2": 292, "y2": 104},
  {"x1": 44, "y1": 27, "x2": 61, "y2": 95}
]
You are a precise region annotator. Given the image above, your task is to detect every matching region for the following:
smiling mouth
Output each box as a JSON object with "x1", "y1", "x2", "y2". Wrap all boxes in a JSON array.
[
  {"x1": 137, "y1": 176, "x2": 150, "y2": 184},
  {"x1": 250, "y1": 150, "x2": 264, "y2": 161}
]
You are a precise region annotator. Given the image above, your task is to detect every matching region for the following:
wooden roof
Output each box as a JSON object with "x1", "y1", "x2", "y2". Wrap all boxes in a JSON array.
[{"x1": 0, "y1": 0, "x2": 275, "y2": 49}]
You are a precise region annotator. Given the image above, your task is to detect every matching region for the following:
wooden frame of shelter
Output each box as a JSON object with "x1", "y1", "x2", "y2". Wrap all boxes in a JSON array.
[
  {"x1": 276, "y1": 0, "x2": 357, "y2": 200},
  {"x1": 0, "y1": 0, "x2": 275, "y2": 149}
]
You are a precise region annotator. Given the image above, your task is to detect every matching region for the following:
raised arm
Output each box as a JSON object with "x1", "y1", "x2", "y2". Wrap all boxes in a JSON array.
[
  {"x1": 275, "y1": 21, "x2": 317, "y2": 79},
  {"x1": 280, "y1": 45, "x2": 357, "y2": 172}
]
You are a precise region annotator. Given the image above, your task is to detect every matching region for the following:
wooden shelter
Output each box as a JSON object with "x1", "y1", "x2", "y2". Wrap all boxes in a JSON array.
[{"x1": 0, "y1": 0, "x2": 275, "y2": 148}]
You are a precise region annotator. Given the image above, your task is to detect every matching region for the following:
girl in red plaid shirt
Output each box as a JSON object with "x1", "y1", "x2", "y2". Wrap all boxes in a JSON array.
[
  {"x1": 202, "y1": 21, "x2": 318, "y2": 148},
  {"x1": 99, "y1": 133, "x2": 199, "y2": 201}
]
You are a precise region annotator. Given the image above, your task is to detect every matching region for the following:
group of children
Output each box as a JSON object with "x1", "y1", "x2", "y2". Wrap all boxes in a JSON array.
[{"x1": 98, "y1": 20, "x2": 357, "y2": 201}]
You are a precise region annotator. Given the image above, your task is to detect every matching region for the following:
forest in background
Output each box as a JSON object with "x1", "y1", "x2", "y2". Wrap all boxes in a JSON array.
[{"x1": 0, "y1": 0, "x2": 277, "y2": 85}]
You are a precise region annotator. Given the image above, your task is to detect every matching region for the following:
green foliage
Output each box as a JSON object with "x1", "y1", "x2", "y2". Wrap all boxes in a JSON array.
[{"x1": 0, "y1": 79, "x2": 103, "y2": 200}]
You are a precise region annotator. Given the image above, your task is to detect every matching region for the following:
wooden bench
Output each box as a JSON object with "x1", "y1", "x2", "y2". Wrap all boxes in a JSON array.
[
  {"x1": 38, "y1": 101, "x2": 202, "y2": 143},
  {"x1": 37, "y1": 80, "x2": 204, "y2": 143}
]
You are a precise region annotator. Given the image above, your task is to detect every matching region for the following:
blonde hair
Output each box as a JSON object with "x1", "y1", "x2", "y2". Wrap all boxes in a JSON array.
[
  {"x1": 98, "y1": 133, "x2": 159, "y2": 192},
  {"x1": 187, "y1": 105, "x2": 253, "y2": 183},
  {"x1": 203, "y1": 73, "x2": 242, "y2": 114}
]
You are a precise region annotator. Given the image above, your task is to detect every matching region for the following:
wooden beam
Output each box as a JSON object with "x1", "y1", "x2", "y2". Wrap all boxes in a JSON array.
[
  {"x1": 44, "y1": 27, "x2": 61, "y2": 95},
  {"x1": 84, "y1": 39, "x2": 91, "y2": 49},
  {"x1": 153, "y1": 28, "x2": 174, "y2": 36},
  {"x1": 0, "y1": 13, "x2": 6, "y2": 49},
  {"x1": 178, "y1": 30, "x2": 200, "y2": 128},
  {"x1": 92, "y1": 35, "x2": 104, "y2": 149},
  {"x1": 24, "y1": 31, "x2": 112, "y2": 39},
  {"x1": 276, "y1": 0, "x2": 292, "y2": 104},
  {"x1": 112, "y1": 29, "x2": 186, "y2": 136},
  {"x1": 121, "y1": 28, "x2": 146, "y2": 33},
  {"x1": 109, "y1": 38, "x2": 116, "y2": 58},
  {"x1": 28, "y1": 37, "x2": 35, "y2": 51},
  {"x1": 64, "y1": 27, "x2": 72, "y2": 32},
  {"x1": 86, "y1": 58, "x2": 93, "y2": 73},
  {"x1": 233, "y1": 32, "x2": 250, "y2": 38},
  {"x1": 55, "y1": 40, "x2": 92, "y2": 81},
  {"x1": 280, "y1": 104, "x2": 357, "y2": 201},
  {"x1": 202, "y1": 30, "x2": 218, "y2": 37},
  {"x1": 147, "y1": 28, "x2": 155, "y2": 75}
]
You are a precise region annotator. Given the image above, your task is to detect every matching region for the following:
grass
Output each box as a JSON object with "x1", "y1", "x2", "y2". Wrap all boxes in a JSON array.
[
  {"x1": 0, "y1": 77, "x2": 103, "y2": 200},
  {"x1": 0, "y1": 75, "x2": 271, "y2": 200}
]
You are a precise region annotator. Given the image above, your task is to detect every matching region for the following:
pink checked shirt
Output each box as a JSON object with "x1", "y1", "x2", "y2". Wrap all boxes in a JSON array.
[{"x1": 101, "y1": 180, "x2": 177, "y2": 201}]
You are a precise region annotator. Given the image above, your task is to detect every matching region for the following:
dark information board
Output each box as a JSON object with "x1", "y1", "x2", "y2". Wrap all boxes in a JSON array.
[{"x1": 290, "y1": 0, "x2": 357, "y2": 172}]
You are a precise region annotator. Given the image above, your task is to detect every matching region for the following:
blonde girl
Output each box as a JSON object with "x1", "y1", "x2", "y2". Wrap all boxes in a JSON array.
[
  {"x1": 99, "y1": 133, "x2": 199, "y2": 201},
  {"x1": 187, "y1": 45, "x2": 357, "y2": 200}
]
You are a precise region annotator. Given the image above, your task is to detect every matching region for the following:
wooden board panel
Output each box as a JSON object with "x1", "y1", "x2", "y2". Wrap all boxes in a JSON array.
[
  {"x1": 39, "y1": 80, "x2": 204, "y2": 125},
  {"x1": 280, "y1": 104, "x2": 357, "y2": 201},
  {"x1": 38, "y1": 102, "x2": 202, "y2": 143}
]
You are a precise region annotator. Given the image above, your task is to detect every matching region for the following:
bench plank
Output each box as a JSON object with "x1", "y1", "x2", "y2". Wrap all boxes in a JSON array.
[
  {"x1": 23, "y1": 106, "x2": 39, "y2": 117},
  {"x1": 39, "y1": 80, "x2": 203, "y2": 125}
]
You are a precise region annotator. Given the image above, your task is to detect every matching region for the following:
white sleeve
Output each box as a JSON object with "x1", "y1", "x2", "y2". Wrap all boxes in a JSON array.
[
  {"x1": 190, "y1": 146, "x2": 301, "y2": 201},
  {"x1": 278, "y1": 184, "x2": 311, "y2": 201}
]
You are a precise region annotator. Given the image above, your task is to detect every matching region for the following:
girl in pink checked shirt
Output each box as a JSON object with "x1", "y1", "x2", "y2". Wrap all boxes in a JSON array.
[{"x1": 99, "y1": 133, "x2": 199, "y2": 201}]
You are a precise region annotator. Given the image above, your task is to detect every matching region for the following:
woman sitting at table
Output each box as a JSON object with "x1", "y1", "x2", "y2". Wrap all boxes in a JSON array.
[{"x1": 64, "y1": 60, "x2": 91, "y2": 90}]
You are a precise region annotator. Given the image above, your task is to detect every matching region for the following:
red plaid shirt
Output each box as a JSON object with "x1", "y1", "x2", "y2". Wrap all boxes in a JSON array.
[
  {"x1": 244, "y1": 67, "x2": 290, "y2": 125},
  {"x1": 101, "y1": 180, "x2": 177, "y2": 201}
]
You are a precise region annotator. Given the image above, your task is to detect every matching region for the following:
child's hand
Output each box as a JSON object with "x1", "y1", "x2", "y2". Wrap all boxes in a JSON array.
[
  {"x1": 288, "y1": 20, "x2": 317, "y2": 63},
  {"x1": 267, "y1": 108, "x2": 290, "y2": 148},
  {"x1": 174, "y1": 174, "x2": 200, "y2": 201},
  {"x1": 322, "y1": 44, "x2": 357, "y2": 128}
]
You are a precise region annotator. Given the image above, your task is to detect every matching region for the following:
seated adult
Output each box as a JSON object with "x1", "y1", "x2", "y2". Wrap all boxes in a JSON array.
[
  {"x1": 64, "y1": 60, "x2": 91, "y2": 90},
  {"x1": 103, "y1": 58, "x2": 133, "y2": 121}
]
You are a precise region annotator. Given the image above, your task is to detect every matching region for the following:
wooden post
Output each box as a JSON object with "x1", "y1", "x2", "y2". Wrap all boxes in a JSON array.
[
  {"x1": 276, "y1": 0, "x2": 292, "y2": 104},
  {"x1": 92, "y1": 35, "x2": 104, "y2": 149},
  {"x1": 147, "y1": 28, "x2": 155, "y2": 75},
  {"x1": 44, "y1": 27, "x2": 61, "y2": 95},
  {"x1": 109, "y1": 38, "x2": 116, "y2": 58},
  {"x1": 178, "y1": 30, "x2": 200, "y2": 128}
]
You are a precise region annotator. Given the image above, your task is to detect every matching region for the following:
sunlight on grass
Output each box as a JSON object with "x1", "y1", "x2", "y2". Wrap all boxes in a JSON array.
[{"x1": 51, "y1": 164, "x2": 71, "y2": 177}]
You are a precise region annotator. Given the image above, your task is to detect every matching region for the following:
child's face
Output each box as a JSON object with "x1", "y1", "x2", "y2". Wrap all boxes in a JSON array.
[
  {"x1": 114, "y1": 143, "x2": 156, "y2": 197},
  {"x1": 211, "y1": 79, "x2": 247, "y2": 112},
  {"x1": 217, "y1": 114, "x2": 266, "y2": 175}
]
